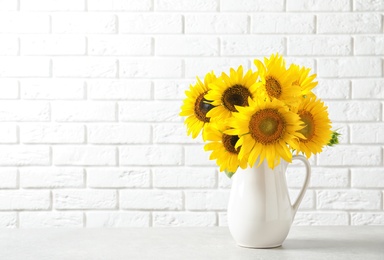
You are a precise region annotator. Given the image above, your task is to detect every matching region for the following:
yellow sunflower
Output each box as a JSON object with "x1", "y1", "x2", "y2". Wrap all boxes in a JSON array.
[
  {"x1": 204, "y1": 66, "x2": 258, "y2": 121},
  {"x1": 293, "y1": 97, "x2": 332, "y2": 158},
  {"x1": 226, "y1": 98, "x2": 304, "y2": 169},
  {"x1": 204, "y1": 123, "x2": 248, "y2": 173},
  {"x1": 290, "y1": 64, "x2": 317, "y2": 99},
  {"x1": 180, "y1": 72, "x2": 217, "y2": 139},
  {"x1": 254, "y1": 53, "x2": 301, "y2": 105}
]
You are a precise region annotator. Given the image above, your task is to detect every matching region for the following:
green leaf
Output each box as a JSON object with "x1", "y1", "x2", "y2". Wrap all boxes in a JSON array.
[
  {"x1": 224, "y1": 169, "x2": 236, "y2": 178},
  {"x1": 327, "y1": 130, "x2": 341, "y2": 147}
]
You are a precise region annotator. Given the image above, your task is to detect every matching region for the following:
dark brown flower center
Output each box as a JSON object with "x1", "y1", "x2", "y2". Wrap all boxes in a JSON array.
[
  {"x1": 249, "y1": 108, "x2": 286, "y2": 145},
  {"x1": 265, "y1": 76, "x2": 282, "y2": 99},
  {"x1": 222, "y1": 85, "x2": 252, "y2": 112},
  {"x1": 222, "y1": 134, "x2": 240, "y2": 154},
  {"x1": 298, "y1": 110, "x2": 315, "y2": 142},
  {"x1": 194, "y1": 92, "x2": 214, "y2": 123}
]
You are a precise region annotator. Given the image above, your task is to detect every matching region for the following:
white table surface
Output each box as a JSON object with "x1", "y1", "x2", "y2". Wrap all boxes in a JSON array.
[{"x1": 1, "y1": 226, "x2": 383, "y2": 260}]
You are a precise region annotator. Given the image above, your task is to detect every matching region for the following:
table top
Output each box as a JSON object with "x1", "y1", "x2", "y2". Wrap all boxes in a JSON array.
[{"x1": 0, "y1": 226, "x2": 383, "y2": 260}]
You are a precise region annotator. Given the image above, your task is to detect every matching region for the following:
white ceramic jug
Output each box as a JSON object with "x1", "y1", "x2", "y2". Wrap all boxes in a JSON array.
[{"x1": 227, "y1": 155, "x2": 311, "y2": 248}]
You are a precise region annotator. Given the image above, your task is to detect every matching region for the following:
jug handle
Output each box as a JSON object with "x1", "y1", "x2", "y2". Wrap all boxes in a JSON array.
[{"x1": 291, "y1": 155, "x2": 311, "y2": 215}]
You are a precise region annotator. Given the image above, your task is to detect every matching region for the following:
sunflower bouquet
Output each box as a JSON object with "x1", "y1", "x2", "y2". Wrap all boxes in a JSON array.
[{"x1": 180, "y1": 54, "x2": 339, "y2": 177}]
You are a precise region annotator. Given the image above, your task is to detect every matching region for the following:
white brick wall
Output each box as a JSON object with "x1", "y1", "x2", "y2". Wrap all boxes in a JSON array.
[{"x1": 0, "y1": 0, "x2": 383, "y2": 228}]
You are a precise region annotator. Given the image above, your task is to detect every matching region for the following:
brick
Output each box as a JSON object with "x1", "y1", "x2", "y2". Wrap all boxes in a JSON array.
[
  {"x1": 21, "y1": 36, "x2": 86, "y2": 55},
  {"x1": 287, "y1": 0, "x2": 350, "y2": 11},
  {"x1": 20, "y1": 0, "x2": 85, "y2": 11},
  {"x1": 318, "y1": 58, "x2": 382, "y2": 78},
  {"x1": 119, "y1": 101, "x2": 180, "y2": 122},
  {"x1": 252, "y1": 14, "x2": 315, "y2": 34},
  {"x1": 120, "y1": 190, "x2": 182, "y2": 210},
  {"x1": 120, "y1": 58, "x2": 182, "y2": 78},
  {"x1": 88, "y1": 36, "x2": 152, "y2": 56},
  {"x1": 20, "y1": 168, "x2": 84, "y2": 188},
  {"x1": 285, "y1": 58, "x2": 315, "y2": 72},
  {"x1": 21, "y1": 79, "x2": 84, "y2": 100},
  {"x1": 0, "y1": 57, "x2": 50, "y2": 77},
  {"x1": 352, "y1": 79, "x2": 384, "y2": 99},
  {"x1": 120, "y1": 145, "x2": 182, "y2": 166},
  {"x1": 218, "y1": 212, "x2": 227, "y2": 226},
  {"x1": 293, "y1": 212, "x2": 349, "y2": 226},
  {"x1": 0, "y1": 0, "x2": 17, "y2": 10},
  {"x1": 153, "y1": 123, "x2": 202, "y2": 144},
  {"x1": 52, "y1": 13, "x2": 116, "y2": 33},
  {"x1": 0, "y1": 13, "x2": 49, "y2": 33},
  {"x1": 289, "y1": 190, "x2": 315, "y2": 209},
  {"x1": 87, "y1": 168, "x2": 150, "y2": 188},
  {"x1": 153, "y1": 167, "x2": 216, "y2": 188},
  {"x1": 53, "y1": 101, "x2": 115, "y2": 122},
  {"x1": 0, "y1": 213, "x2": 17, "y2": 228},
  {"x1": 221, "y1": 0, "x2": 284, "y2": 11},
  {"x1": 318, "y1": 145, "x2": 381, "y2": 166},
  {"x1": 351, "y1": 213, "x2": 384, "y2": 225},
  {"x1": 54, "y1": 190, "x2": 117, "y2": 210},
  {"x1": 53, "y1": 146, "x2": 116, "y2": 166},
  {"x1": 119, "y1": 14, "x2": 182, "y2": 34},
  {"x1": 19, "y1": 212, "x2": 83, "y2": 228},
  {"x1": 218, "y1": 171, "x2": 232, "y2": 189},
  {"x1": 154, "y1": 80, "x2": 190, "y2": 100},
  {"x1": 351, "y1": 168, "x2": 384, "y2": 188},
  {"x1": 350, "y1": 124, "x2": 384, "y2": 144},
  {"x1": 156, "y1": 36, "x2": 219, "y2": 56},
  {"x1": 153, "y1": 212, "x2": 216, "y2": 227},
  {"x1": 0, "y1": 80, "x2": 18, "y2": 99},
  {"x1": 185, "y1": 190, "x2": 229, "y2": 210},
  {"x1": 88, "y1": 124, "x2": 151, "y2": 144},
  {"x1": 353, "y1": 0, "x2": 384, "y2": 10},
  {"x1": 184, "y1": 58, "x2": 250, "y2": 78},
  {"x1": 314, "y1": 79, "x2": 350, "y2": 99},
  {"x1": 0, "y1": 169, "x2": 18, "y2": 188},
  {"x1": 0, "y1": 146, "x2": 50, "y2": 166},
  {"x1": 88, "y1": 0, "x2": 152, "y2": 11},
  {"x1": 325, "y1": 101, "x2": 381, "y2": 122},
  {"x1": 0, "y1": 101, "x2": 50, "y2": 122},
  {"x1": 185, "y1": 14, "x2": 248, "y2": 34},
  {"x1": 318, "y1": 14, "x2": 382, "y2": 34},
  {"x1": 86, "y1": 212, "x2": 150, "y2": 227},
  {"x1": 222, "y1": 36, "x2": 285, "y2": 56},
  {"x1": 185, "y1": 145, "x2": 216, "y2": 166},
  {"x1": 155, "y1": 0, "x2": 218, "y2": 11},
  {"x1": 0, "y1": 124, "x2": 17, "y2": 143},
  {"x1": 0, "y1": 190, "x2": 50, "y2": 210},
  {"x1": 0, "y1": 36, "x2": 18, "y2": 55},
  {"x1": 88, "y1": 80, "x2": 151, "y2": 100},
  {"x1": 355, "y1": 36, "x2": 384, "y2": 55},
  {"x1": 286, "y1": 167, "x2": 349, "y2": 188},
  {"x1": 21, "y1": 124, "x2": 84, "y2": 144},
  {"x1": 317, "y1": 190, "x2": 382, "y2": 210},
  {"x1": 331, "y1": 123, "x2": 349, "y2": 144},
  {"x1": 288, "y1": 36, "x2": 352, "y2": 56},
  {"x1": 53, "y1": 58, "x2": 117, "y2": 78}
]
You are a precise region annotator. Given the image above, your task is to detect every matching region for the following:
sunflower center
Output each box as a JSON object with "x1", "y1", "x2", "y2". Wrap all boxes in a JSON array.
[
  {"x1": 194, "y1": 92, "x2": 214, "y2": 123},
  {"x1": 222, "y1": 134, "x2": 240, "y2": 154},
  {"x1": 249, "y1": 108, "x2": 286, "y2": 145},
  {"x1": 265, "y1": 76, "x2": 282, "y2": 99},
  {"x1": 222, "y1": 85, "x2": 252, "y2": 112},
  {"x1": 298, "y1": 110, "x2": 315, "y2": 142}
]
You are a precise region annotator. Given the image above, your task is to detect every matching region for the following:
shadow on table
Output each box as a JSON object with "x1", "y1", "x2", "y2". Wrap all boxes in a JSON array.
[{"x1": 280, "y1": 238, "x2": 384, "y2": 253}]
